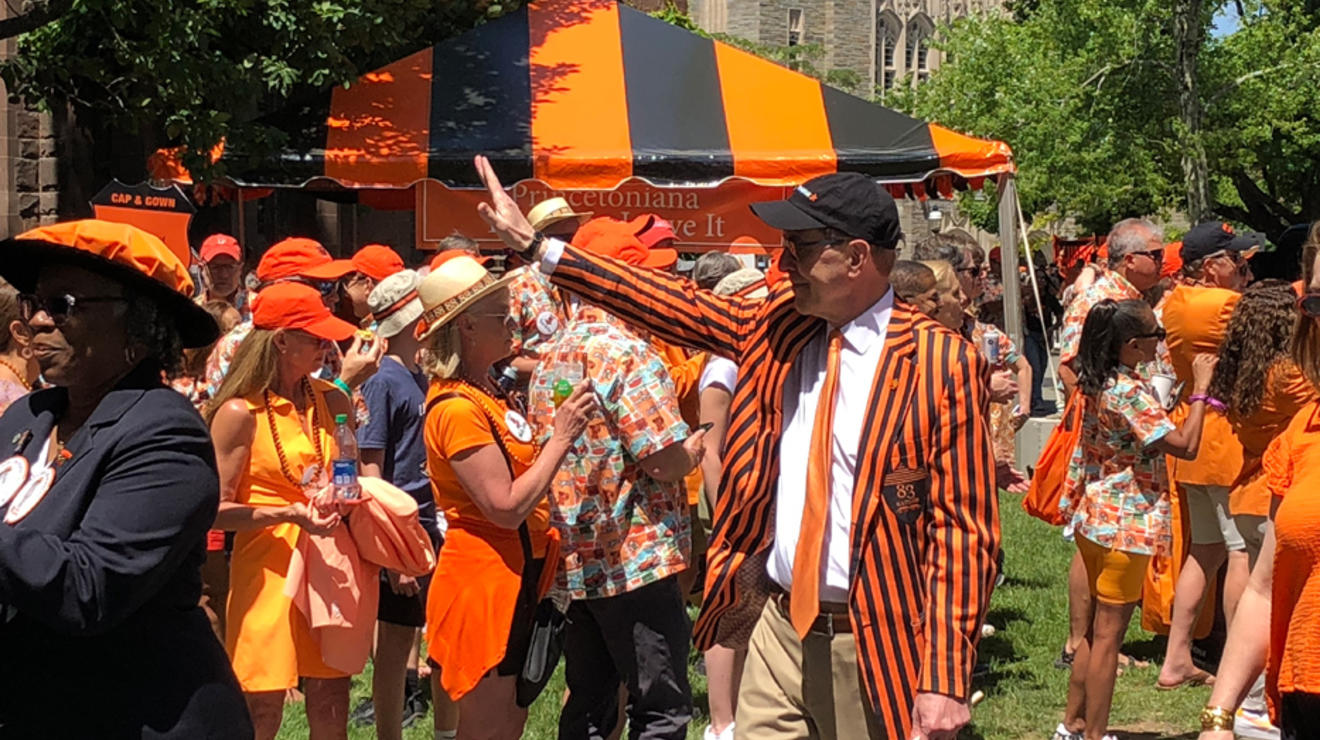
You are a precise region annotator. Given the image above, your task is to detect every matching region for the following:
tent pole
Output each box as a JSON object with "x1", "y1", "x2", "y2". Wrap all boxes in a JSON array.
[
  {"x1": 997, "y1": 175, "x2": 1023, "y2": 346},
  {"x1": 1016, "y1": 197, "x2": 1061, "y2": 396}
]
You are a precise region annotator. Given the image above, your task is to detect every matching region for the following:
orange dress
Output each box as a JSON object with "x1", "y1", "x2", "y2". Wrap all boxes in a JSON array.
[
  {"x1": 1230, "y1": 363, "x2": 1316, "y2": 517},
  {"x1": 226, "y1": 379, "x2": 346, "y2": 692},
  {"x1": 1264, "y1": 401, "x2": 1320, "y2": 721},
  {"x1": 423, "y1": 380, "x2": 555, "y2": 701}
]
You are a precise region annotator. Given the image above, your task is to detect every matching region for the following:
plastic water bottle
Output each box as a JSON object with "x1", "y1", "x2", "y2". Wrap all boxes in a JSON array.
[{"x1": 332, "y1": 413, "x2": 360, "y2": 501}]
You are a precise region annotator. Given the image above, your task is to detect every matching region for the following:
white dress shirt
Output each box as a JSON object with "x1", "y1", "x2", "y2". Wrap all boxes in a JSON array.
[{"x1": 766, "y1": 290, "x2": 893, "y2": 603}]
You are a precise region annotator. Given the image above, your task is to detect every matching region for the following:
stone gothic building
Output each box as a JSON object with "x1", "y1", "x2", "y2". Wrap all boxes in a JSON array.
[{"x1": 691, "y1": 0, "x2": 1002, "y2": 99}]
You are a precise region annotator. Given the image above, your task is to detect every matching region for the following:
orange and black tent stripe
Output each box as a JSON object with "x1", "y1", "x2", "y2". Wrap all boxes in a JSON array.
[{"x1": 221, "y1": 0, "x2": 1013, "y2": 191}]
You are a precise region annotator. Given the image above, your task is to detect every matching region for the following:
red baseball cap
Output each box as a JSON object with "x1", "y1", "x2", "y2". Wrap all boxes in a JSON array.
[
  {"x1": 200, "y1": 234, "x2": 242, "y2": 263},
  {"x1": 252, "y1": 282, "x2": 356, "y2": 341},
  {"x1": 256, "y1": 237, "x2": 354, "y2": 282},
  {"x1": 352, "y1": 244, "x2": 405, "y2": 282},
  {"x1": 578, "y1": 217, "x2": 676, "y2": 269}
]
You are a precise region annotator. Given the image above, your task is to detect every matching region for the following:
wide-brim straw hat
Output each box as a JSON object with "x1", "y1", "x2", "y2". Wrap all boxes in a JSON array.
[
  {"x1": 414, "y1": 255, "x2": 515, "y2": 341},
  {"x1": 0, "y1": 219, "x2": 220, "y2": 348},
  {"x1": 528, "y1": 197, "x2": 592, "y2": 233},
  {"x1": 368, "y1": 269, "x2": 424, "y2": 339}
]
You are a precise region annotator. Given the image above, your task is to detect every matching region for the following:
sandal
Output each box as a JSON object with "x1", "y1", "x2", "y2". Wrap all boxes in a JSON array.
[
  {"x1": 1156, "y1": 669, "x2": 1215, "y2": 690},
  {"x1": 1053, "y1": 647, "x2": 1075, "y2": 670}
]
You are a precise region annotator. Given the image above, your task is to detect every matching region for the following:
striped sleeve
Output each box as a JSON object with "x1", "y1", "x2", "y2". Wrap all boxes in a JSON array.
[
  {"x1": 920, "y1": 335, "x2": 1001, "y2": 699},
  {"x1": 549, "y1": 245, "x2": 760, "y2": 359}
]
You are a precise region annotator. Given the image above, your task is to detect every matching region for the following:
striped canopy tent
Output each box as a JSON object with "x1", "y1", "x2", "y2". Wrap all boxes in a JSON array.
[{"x1": 159, "y1": 0, "x2": 1013, "y2": 195}]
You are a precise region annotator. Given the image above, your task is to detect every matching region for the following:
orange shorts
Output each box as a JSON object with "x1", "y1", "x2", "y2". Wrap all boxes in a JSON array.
[{"x1": 1076, "y1": 535, "x2": 1150, "y2": 605}]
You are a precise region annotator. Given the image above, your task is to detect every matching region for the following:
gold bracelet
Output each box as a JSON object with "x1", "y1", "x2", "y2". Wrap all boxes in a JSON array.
[{"x1": 1199, "y1": 705, "x2": 1234, "y2": 731}]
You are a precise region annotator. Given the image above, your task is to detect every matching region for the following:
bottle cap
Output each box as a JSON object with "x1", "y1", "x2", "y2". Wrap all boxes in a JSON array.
[{"x1": 334, "y1": 413, "x2": 348, "y2": 424}]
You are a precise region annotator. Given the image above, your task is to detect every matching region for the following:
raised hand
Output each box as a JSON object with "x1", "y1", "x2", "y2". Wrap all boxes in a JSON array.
[{"x1": 474, "y1": 155, "x2": 538, "y2": 256}]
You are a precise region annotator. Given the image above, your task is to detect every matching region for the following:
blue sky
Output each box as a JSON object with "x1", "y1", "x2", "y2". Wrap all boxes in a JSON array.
[{"x1": 1211, "y1": 3, "x2": 1241, "y2": 37}]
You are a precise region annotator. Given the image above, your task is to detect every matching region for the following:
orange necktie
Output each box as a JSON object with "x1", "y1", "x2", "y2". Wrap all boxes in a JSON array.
[{"x1": 790, "y1": 330, "x2": 844, "y2": 638}]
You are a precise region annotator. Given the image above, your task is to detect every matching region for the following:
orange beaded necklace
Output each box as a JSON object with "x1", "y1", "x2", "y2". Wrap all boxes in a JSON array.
[{"x1": 262, "y1": 377, "x2": 329, "y2": 487}]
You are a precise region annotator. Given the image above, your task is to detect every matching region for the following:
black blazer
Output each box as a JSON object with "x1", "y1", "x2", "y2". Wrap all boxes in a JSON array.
[{"x1": 0, "y1": 366, "x2": 251, "y2": 739}]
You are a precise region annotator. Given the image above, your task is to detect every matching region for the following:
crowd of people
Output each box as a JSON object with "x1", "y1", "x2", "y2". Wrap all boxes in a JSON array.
[{"x1": 0, "y1": 153, "x2": 1318, "y2": 740}]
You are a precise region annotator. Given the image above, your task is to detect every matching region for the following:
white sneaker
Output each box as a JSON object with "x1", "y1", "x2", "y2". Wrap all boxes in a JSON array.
[
  {"x1": 703, "y1": 723, "x2": 735, "y2": 740},
  {"x1": 1236, "y1": 706, "x2": 1282, "y2": 740},
  {"x1": 1051, "y1": 723, "x2": 1082, "y2": 740}
]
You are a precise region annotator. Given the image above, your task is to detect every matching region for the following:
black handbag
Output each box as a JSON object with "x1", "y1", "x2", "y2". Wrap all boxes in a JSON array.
[{"x1": 514, "y1": 524, "x2": 566, "y2": 708}]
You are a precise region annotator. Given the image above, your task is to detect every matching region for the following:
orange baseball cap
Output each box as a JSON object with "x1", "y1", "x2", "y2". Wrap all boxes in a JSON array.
[
  {"x1": 252, "y1": 282, "x2": 356, "y2": 341},
  {"x1": 352, "y1": 244, "x2": 405, "y2": 282},
  {"x1": 256, "y1": 237, "x2": 354, "y2": 283},
  {"x1": 1162, "y1": 241, "x2": 1183, "y2": 279},
  {"x1": 576, "y1": 217, "x2": 676, "y2": 269},
  {"x1": 0, "y1": 219, "x2": 219, "y2": 348},
  {"x1": 200, "y1": 234, "x2": 242, "y2": 263},
  {"x1": 429, "y1": 249, "x2": 492, "y2": 271}
]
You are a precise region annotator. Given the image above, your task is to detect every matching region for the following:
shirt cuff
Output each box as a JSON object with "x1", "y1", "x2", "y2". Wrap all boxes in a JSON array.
[{"x1": 537, "y1": 237, "x2": 568, "y2": 276}]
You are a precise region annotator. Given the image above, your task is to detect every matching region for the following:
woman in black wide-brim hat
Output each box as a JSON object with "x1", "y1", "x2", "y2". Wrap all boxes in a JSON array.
[{"x1": 0, "y1": 219, "x2": 252, "y2": 738}]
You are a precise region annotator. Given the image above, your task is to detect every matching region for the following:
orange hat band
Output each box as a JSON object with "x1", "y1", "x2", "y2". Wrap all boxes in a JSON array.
[
  {"x1": 374, "y1": 289, "x2": 419, "y2": 322},
  {"x1": 417, "y1": 273, "x2": 498, "y2": 332}
]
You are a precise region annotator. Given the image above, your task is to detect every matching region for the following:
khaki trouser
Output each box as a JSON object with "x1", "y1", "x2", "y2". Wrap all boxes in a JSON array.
[{"x1": 736, "y1": 598, "x2": 883, "y2": 740}]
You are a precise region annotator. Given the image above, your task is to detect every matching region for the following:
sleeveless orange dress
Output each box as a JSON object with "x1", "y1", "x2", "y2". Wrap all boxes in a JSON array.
[
  {"x1": 423, "y1": 380, "x2": 556, "y2": 701},
  {"x1": 226, "y1": 379, "x2": 348, "y2": 692}
]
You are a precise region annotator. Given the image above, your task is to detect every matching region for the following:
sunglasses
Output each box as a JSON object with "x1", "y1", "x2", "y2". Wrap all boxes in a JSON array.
[
  {"x1": 1299, "y1": 293, "x2": 1320, "y2": 318},
  {"x1": 783, "y1": 232, "x2": 848, "y2": 260},
  {"x1": 18, "y1": 292, "x2": 128, "y2": 325},
  {"x1": 285, "y1": 277, "x2": 340, "y2": 298},
  {"x1": 1131, "y1": 327, "x2": 1167, "y2": 341},
  {"x1": 1132, "y1": 249, "x2": 1164, "y2": 264}
]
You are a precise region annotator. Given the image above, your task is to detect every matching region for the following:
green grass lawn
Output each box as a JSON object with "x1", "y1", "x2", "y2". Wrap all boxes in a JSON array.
[{"x1": 276, "y1": 493, "x2": 1208, "y2": 739}]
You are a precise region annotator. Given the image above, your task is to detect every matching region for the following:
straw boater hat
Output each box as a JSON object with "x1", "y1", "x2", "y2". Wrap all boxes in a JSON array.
[
  {"x1": 527, "y1": 197, "x2": 592, "y2": 233},
  {"x1": 413, "y1": 256, "x2": 515, "y2": 341},
  {"x1": 0, "y1": 219, "x2": 220, "y2": 348},
  {"x1": 368, "y1": 269, "x2": 424, "y2": 339}
]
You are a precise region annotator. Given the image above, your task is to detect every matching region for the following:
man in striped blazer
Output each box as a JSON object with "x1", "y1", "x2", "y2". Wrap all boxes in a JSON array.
[{"x1": 474, "y1": 156, "x2": 1000, "y2": 740}]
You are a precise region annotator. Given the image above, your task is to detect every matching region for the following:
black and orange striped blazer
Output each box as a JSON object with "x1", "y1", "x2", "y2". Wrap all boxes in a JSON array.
[{"x1": 550, "y1": 245, "x2": 1001, "y2": 739}]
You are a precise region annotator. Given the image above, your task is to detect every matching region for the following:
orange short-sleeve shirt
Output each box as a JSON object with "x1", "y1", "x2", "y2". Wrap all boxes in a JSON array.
[
  {"x1": 1230, "y1": 364, "x2": 1316, "y2": 517},
  {"x1": 1264, "y1": 401, "x2": 1320, "y2": 720},
  {"x1": 1163, "y1": 284, "x2": 1244, "y2": 486},
  {"x1": 423, "y1": 382, "x2": 549, "y2": 549}
]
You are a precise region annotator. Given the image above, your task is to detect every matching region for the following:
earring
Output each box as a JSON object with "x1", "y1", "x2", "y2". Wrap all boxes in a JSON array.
[{"x1": 19, "y1": 348, "x2": 30, "y2": 359}]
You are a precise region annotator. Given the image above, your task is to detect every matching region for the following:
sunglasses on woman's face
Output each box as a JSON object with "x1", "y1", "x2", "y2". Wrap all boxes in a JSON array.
[
  {"x1": 1298, "y1": 293, "x2": 1320, "y2": 318},
  {"x1": 18, "y1": 292, "x2": 128, "y2": 325},
  {"x1": 1131, "y1": 327, "x2": 1167, "y2": 341}
]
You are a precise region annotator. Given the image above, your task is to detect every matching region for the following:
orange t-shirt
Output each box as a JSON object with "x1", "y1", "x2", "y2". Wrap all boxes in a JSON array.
[
  {"x1": 423, "y1": 381, "x2": 549, "y2": 549},
  {"x1": 1162, "y1": 284, "x2": 1244, "y2": 486},
  {"x1": 1264, "y1": 401, "x2": 1320, "y2": 720},
  {"x1": 1230, "y1": 363, "x2": 1316, "y2": 517}
]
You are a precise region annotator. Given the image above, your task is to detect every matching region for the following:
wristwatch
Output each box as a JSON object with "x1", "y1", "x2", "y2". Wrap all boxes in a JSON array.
[
  {"x1": 518, "y1": 231, "x2": 546, "y2": 262},
  {"x1": 1199, "y1": 705, "x2": 1234, "y2": 731}
]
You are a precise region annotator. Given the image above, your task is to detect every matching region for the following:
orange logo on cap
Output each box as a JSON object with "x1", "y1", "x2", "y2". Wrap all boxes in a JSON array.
[
  {"x1": 795, "y1": 185, "x2": 818, "y2": 202},
  {"x1": 1222, "y1": 223, "x2": 1234, "y2": 234}
]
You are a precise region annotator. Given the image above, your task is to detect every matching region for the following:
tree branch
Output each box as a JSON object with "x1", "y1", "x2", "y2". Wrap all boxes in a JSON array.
[{"x1": 0, "y1": 0, "x2": 72, "y2": 41}]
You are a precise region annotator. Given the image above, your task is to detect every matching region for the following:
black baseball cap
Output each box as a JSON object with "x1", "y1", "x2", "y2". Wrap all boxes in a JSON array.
[
  {"x1": 750, "y1": 172, "x2": 904, "y2": 249},
  {"x1": 1180, "y1": 221, "x2": 1264, "y2": 263}
]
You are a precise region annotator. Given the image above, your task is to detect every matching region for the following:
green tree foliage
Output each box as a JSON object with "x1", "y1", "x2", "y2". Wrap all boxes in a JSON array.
[
  {"x1": 895, "y1": 0, "x2": 1320, "y2": 238},
  {"x1": 1, "y1": 0, "x2": 514, "y2": 180}
]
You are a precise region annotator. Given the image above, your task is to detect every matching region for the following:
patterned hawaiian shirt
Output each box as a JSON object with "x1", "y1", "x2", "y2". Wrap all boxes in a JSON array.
[
  {"x1": 1061, "y1": 370, "x2": 1176, "y2": 556},
  {"x1": 969, "y1": 320, "x2": 1022, "y2": 463},
  {"x1": 1058, "y1": 268, "x2": 1143, "y2": 364},
  {"x1": 528, "y1": 304, "x2": 691, "y2": 600},
  {"x1": 508, "y1": 266, "x2": 568, "y2": 359}
]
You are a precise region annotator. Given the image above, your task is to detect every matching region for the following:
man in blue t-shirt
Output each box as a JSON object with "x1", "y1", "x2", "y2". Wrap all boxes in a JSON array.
[{"x1": 355, "y1": 268, "x2": 450, "y2": 738}]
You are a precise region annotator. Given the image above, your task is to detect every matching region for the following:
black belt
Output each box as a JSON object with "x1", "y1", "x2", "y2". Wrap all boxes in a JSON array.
[{"x1": 770, "y1": 587, "x2": 852, "y2": 636}]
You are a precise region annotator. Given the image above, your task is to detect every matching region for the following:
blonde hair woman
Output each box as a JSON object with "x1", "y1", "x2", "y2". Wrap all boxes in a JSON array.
[
  {"x1": 920, "y1": 259, "x2": 968, "y2": 330},
  {"x1": 415, "y1": 256, "x2": 594, "y2": 740},
  {"x1": 207, "y1": 282, "x2": 358, "y2": 740}
]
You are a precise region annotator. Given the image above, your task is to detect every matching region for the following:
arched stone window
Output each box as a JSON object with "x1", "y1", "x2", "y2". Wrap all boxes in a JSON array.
[{"x1": 876, "y1": 9, "x2": 901, "y2": 93}]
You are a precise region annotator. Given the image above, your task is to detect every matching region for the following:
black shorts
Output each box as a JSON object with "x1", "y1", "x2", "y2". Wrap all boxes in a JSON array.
[
  {"x1": 377, "y1": 526, "x2": 443, "y2": 628},
  {"x1": 495, "y1": 557, "x2": 546, "y2": 676},
  {"x1": 377, "y1": 569, "x2": 433, "y2": 628}
]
